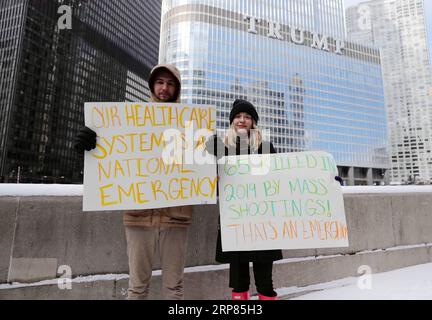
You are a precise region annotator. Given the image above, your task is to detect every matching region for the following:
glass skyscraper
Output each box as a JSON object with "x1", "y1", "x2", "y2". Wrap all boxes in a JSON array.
[
  {"x1": 347, "y1": 0, "x2": 432, "y2": 184},
  {"x1": 160, "y1": 0, "x2": 388, "y2": 185},
  {"x1": 0, "y1": 0, "x2": 161, "y2": 183}
]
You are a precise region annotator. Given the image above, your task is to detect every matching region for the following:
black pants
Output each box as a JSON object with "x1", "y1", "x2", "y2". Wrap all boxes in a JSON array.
[{"x1": 229, "y1": 261, "x2": 276, "y2": 296}]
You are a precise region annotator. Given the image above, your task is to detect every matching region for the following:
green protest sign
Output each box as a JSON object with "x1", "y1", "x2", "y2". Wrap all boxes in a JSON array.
[{"x1": 218, "y1": 151, "x2": 348, "y2": 251}]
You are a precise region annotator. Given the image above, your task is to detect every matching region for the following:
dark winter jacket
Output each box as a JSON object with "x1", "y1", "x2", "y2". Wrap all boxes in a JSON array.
[{"x1": 211, "y1": 137, "x2": 283, "y2": 263}]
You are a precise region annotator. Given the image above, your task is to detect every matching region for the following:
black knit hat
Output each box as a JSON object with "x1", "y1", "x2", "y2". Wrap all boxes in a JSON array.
[{"x1": 229, "y1": 99, "x2": 259, "y2": 124}]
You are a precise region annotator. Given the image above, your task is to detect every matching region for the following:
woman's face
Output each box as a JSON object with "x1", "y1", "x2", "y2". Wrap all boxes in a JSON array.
[{"x1": 233, "y1": 112, "x2": 253, "y2": 136}]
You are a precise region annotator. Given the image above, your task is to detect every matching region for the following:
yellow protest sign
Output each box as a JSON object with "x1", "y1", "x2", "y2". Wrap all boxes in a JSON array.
[{"x1": 83, "y1": 102, "x2": 217, "y2": 211}]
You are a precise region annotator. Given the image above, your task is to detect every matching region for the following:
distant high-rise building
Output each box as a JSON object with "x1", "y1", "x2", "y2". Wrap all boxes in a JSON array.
[
  {"x1": 426, "y1": 0, "x2": 432, "y2": 66},
  {"x1": 160, "y1": 0, "x2": 389, "y2": 185},
  {"x1": 347, "y1": 0, "x2": 432, "y2": 184},
  {"x1": 0, "y1": 0, "x2": 161, "y2": 183}
]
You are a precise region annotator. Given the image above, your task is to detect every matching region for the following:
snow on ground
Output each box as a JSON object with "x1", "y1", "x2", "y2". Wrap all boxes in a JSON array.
[
  {"x1": 2, "y1": 247, "x2": 432, "y2": 300},
  {"x1": 0, "y1": 184, "x2": 431, "y2": 196},
  {"x1": 278, "y1": 263, "x2": 432, "y2": 300}
]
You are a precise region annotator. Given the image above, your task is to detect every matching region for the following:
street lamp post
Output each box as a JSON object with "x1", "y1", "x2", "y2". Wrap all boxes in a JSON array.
[{"x1": 17, "y1": 166, "x2": 21, "y2": 184}]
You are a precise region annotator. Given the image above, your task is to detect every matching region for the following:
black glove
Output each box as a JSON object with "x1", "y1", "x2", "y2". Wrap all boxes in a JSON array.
[
  {"x1": 74, "y1": 126, "x2": 97, "y2": 152},
  {"x1": 335, "y1": 176, "x2": 343, "y2": 186},
  {"x1": 205, "y1": 134, "x2": 225, "y2": 160}
]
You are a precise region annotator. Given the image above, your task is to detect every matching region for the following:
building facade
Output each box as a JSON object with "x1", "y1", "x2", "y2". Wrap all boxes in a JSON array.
[
  {"x1": 347, "y1": 0, "x2": 432, "y2": 184},
  {"x1": 0, "y1": 0, "x2": 161, "y2": 183},
  {"x1": 160, "y1": 0, "x2": 389, "y2": 185}
]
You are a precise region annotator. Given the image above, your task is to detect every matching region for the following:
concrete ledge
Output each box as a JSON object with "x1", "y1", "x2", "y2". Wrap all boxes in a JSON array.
[
  {"x1": 10, "y1": 197, "x2": 129, "y2": 277},
  {"x1": 0, "y1": 198, "x2": 18, "y2": 283},
  {"x1": 8, "y1": 258, "x2": 58, "y2": 283},
  {"x1": 1, "y1": 245, "x2": 431, "y2": 300},
  {"x1": 391, "y1": 194, "x2": 432, "y2": 244},
  {"x1": 0, "y1": 278, "x2": 118, "y2": 300},
  {"x1": 274, "y1": 245, "x2": 432, "y2": 290},
  {"x1": 1, "y1": 190, "x2": 432, "y2": 299}
]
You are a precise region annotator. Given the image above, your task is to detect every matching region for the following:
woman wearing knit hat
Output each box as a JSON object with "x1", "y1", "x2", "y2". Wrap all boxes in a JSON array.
[{"x1": 206, "y1": 99, "x2": 282, "y2": 300}]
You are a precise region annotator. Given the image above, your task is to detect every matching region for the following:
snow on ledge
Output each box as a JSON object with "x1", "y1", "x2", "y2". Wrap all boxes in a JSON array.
[
  {"x1": 0, "y1": 184, "x2": 431, "y2": 197},
  {"x1": 0, "y1": 184, "x2": 83, "y2": 196},
  {"x1": 341, "y1": 185, "x2": 432, "y2": 194}
]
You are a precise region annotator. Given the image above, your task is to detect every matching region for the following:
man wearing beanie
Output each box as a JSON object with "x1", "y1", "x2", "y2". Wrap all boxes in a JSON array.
[{"x1": 74, "y1": 64, "x2": 191, "y2": 300}]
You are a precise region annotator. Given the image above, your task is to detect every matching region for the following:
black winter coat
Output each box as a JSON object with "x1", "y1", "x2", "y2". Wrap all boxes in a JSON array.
[{"x1": 214, "y1": 138, "x2": 283, "y2": 264}]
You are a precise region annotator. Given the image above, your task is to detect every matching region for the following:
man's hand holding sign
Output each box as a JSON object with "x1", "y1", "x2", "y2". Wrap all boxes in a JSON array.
[{"x1": 73, "y1": 64, "x2": 219, "y2": 300}]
